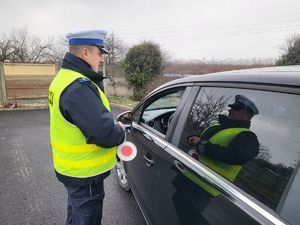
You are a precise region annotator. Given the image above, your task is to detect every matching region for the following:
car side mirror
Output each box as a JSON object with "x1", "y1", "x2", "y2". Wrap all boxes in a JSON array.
[{"x1": 117, "y1": 111, "x2": 133, "y2": 128}]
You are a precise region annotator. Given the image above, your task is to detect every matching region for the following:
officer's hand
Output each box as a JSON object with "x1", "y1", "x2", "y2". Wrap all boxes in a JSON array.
[
  {"x1": 117, "y1": 121, "x2": 126, "y2": 131},
  {"x1": 187, "y1": 135, "x2": 201, "y2": 146}
]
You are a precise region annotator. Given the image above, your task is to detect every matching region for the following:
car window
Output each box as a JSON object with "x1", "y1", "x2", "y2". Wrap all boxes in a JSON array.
[
  {"x1": 140, "y1": 89, "x2": 185, "y2": 135},
  {"x1": 179, "y1": 87, "x2": 300, "y2": 210}
]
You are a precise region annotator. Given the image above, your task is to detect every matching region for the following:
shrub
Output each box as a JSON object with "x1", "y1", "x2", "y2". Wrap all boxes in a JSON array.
[
  {"x1": 123, "y1": 41, "x2": 162, "y2": 100},
  {"x1": 277, "y1": 33, "x2": 300, "y2": 66}
]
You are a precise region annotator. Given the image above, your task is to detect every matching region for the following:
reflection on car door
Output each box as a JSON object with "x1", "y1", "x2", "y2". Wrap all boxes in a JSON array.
[{"x1": 152, "y1": 145, "x2": 261, "y2": 225}]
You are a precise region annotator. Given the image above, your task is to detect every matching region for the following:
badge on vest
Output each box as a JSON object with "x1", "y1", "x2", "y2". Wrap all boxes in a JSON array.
[{"x1": 78, "y1": 78, "x2": 91, "y2": 84}]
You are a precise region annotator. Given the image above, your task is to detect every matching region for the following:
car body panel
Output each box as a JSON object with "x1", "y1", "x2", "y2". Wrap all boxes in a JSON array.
[
  {"x1": 125, "y1": 124, "x2": 166, "y2": 224},
  {"x1": 119, "y1": 66, "x2": 300, "y2": 225}
]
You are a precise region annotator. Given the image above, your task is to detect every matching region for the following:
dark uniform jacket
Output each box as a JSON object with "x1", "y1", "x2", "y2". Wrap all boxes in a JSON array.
[
  {"x1": 55, "y1": 52, "x2": 125, "y2": 187},
  {"x1": 199, "y1": 115, "x2": 259, "y2": 165}
]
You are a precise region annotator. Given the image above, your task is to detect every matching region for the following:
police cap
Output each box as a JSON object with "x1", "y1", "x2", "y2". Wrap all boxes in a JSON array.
[
  {"x1": 66, "y1": 29, "x2": 109, "y2": 54},
  {"x1": 228, "y1": 95, "x2": 259, "y2": 115}
]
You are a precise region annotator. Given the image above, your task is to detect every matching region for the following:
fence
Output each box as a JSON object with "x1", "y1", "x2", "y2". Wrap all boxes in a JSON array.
[
  {"x1": 0, "y1": 63, "x2": 56, "y2": 105},
  {"x1": 0, "y1": 63, "x2": 133, "y2": 106},
  {"x1": 104, "y1": 65, "x2": 134, "y2": 97}
]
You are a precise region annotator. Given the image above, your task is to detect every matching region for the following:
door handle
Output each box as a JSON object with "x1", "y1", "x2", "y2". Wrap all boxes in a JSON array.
[{"x1": 143, "y1": 154, "x2": 155, "y2": 167}]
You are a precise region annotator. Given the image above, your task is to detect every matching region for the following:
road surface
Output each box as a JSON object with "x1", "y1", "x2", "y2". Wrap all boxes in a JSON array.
[{"x1": 0, "y1": 106, "x2": 146, "y2": 225}]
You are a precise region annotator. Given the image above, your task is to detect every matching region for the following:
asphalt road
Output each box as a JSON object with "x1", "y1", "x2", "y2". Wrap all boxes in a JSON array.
[{"x1": 0, "y1": 106, "x2": 146, "y2": 225}]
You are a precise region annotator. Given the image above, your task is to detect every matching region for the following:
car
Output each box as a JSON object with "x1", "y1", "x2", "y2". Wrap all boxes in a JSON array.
[{"x1": 116, "y1": 66, "x2": 300, "y2": 225}]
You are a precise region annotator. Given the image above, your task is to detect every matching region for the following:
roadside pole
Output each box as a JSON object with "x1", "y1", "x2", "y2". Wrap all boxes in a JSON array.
[
  {"x1": 0, "y1": 62, "x2": 6, "y2": 104},
  {"x1": 103, "y1": 62, "x2": 108, "y2": 94}
]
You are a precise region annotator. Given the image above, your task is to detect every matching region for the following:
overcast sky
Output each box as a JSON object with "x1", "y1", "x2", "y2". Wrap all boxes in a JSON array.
[{"x1": 1, "y1": 0, "x2": 300, "y2": 61}]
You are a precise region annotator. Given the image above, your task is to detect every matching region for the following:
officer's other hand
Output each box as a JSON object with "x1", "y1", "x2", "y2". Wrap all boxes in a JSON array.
[
  {"x1": 187, "y1": 135, "x2": 201, "y2": 146},
  {"x1": 117, "y1": 121, "x2": 126, "y2": 131}
]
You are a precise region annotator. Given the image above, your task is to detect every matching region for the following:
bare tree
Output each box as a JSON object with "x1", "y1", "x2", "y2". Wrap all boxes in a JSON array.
[
  {"x1": 0, "y1": 33, "x2": 14, "y2": 62},
  {"x1": 48, "y1": 36, "x2": 68, "y2": 66},
  {"x1": 188, "y1": 90, "x2": 230, "y2": 132},
  {"x1": 10, "y1": 28, "x2": 29, "y2": 62},
  {"x1": 0, "y1": 28, "x2": 66, "y2": 64},
  {"x1": 104, "y1": 32, "x2": 127, "y2": 65}
]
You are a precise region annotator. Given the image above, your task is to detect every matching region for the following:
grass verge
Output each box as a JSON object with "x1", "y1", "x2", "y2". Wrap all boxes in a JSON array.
[{"x1": 108, "y1": 95, "x2": 138, "y2": 109}]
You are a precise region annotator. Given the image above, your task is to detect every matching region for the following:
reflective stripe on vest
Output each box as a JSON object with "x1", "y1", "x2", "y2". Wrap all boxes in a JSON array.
[
  {"x1": 48, "y1": 69, "x2": 117, "y2": 178},
  {"x1": 200, "y1": 126, "x2": 250, "y2": 182},
  {"x1": 182, "y1": 169, "x2": 221, "y2": 197}
]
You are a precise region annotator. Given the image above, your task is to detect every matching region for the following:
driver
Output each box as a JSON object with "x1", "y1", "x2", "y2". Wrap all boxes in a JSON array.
[{"x1": 187, "y1": 95, "x2": 259, "y2": 181}]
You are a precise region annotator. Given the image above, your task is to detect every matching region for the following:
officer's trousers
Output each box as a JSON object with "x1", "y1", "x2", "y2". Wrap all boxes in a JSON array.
[{"x1": 65, "y1": 180, "x2": 105, "y2": 225}]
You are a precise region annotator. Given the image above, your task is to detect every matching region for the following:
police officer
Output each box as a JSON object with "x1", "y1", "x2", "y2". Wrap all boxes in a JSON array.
[
  {"x1": 187, "y1": 95, "x2": 259, "y2": 181},
  {"x1": 48, "y1": 30, "x2": 125, "y2": 225}
]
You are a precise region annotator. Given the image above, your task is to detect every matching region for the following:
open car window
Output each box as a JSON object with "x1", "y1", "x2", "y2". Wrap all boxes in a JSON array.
[{"x1": 140, "y1": 89, "x2": 185, "y2": 135}]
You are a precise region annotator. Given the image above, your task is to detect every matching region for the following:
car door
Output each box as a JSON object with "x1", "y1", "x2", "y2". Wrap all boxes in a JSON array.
[
  {"x1": 125, "y1": 86, "x2": 189, "y2": 224},
  {"x1": 152, "y1": 84, "x2": 300, "y2": 225}
]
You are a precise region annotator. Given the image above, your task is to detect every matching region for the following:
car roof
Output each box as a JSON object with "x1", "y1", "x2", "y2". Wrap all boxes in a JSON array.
[{"x1": 160, "y1": 65, "x2": 300, "y2": 89}]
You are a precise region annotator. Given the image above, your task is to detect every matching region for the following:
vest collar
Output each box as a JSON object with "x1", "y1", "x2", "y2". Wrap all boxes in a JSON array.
[{"x1": 62, "y1": 52, "x2": 105, "y2": 90}]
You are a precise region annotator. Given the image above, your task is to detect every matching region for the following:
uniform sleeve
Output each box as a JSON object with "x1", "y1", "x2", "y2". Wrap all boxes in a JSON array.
[
  {"x1": 60, "y1": 81, "x2": 125, "y2": 148},
  {"x1": 202, "y1": 131, "x2": 259, "y2": 165}
]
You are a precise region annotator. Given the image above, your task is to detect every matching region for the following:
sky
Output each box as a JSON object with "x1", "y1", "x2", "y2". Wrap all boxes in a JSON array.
[{"x1": 1, "y1": 0, "x2": 300, "y2": 61}]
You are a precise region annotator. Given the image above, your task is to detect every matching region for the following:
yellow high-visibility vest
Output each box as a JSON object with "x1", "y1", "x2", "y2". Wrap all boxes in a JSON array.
[
  {"x1": 200, "y1": 126, "x2": 250, "y2": 182},
  {"x1": 48, "y1": 69, "x2": 117, "y2": 178},
  {"x1": 183, "y1": 126, "x2": 250, "y2": 197}
]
